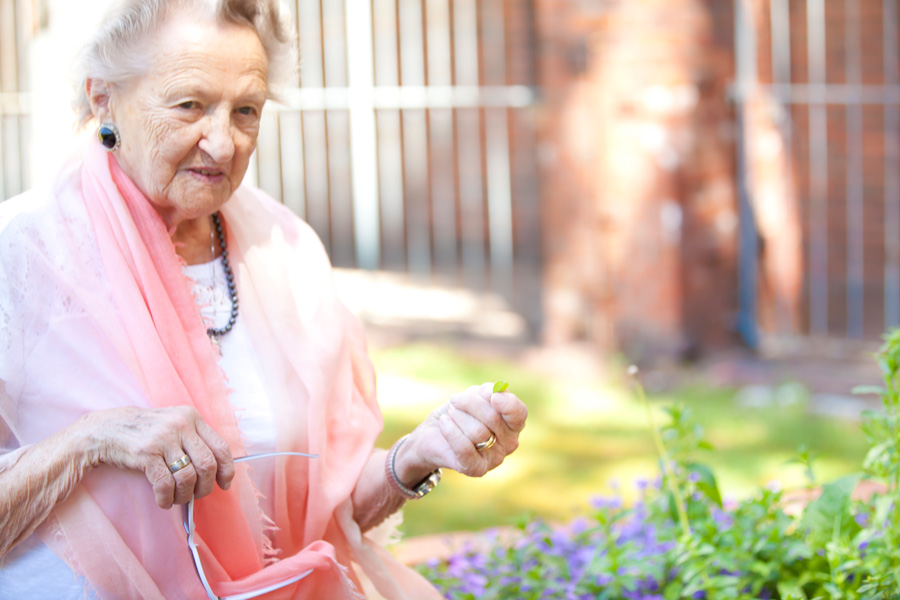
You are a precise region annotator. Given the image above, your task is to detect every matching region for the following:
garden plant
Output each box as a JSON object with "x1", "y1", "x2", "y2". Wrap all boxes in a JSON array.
[{"x1": 417, "y1": 330, "x2": 900, "y2": 599}]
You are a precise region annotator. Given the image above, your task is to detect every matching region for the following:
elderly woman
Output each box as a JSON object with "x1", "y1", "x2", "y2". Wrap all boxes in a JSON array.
[{"x1": 0, "y1": 0, "x2": 527, "y2": 598}]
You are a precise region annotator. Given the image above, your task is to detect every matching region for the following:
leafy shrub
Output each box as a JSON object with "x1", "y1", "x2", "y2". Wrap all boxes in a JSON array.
[{"x1": 417, "y1": 330, "x2": 900, "y2": 599}]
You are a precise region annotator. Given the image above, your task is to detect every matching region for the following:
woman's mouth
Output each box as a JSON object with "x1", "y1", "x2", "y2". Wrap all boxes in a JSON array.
[{"x1": 187, "y1": 167, "x2": 226, "y2": 183}]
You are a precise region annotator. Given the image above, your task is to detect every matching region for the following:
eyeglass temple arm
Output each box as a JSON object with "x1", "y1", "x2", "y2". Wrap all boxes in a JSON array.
[
  {"x1": 234, "y1": 451, "x2": 319, "y2": 463},
  {"x1": 184, "y1": 451, "x2": 319, "y2": 600}
]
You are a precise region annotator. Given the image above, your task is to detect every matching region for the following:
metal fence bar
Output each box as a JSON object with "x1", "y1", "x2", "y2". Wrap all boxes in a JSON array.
[
  {"x1": 0, "y1": 0, "x2": 8, "y2": 199},
  {"x1": 752, "y1": 82, "x2": 900, "y2": 103},
  {"x1": 322, "y1": 0, "x2": 353, "y2": 266},
  {"x1": 482, "y1": 0, "x2": 514, "y2": 291},
  {"x1": 0, "y1": 112, "x2": 4, "y2": 201},
  {"x1": 455, "y1": 0, "x2": 487, "y2": 289},
  {"x1": 16, "y1": 0, "x2": 29, "y2": 196},
  {"x1": 885, "y1": 0, "x2": 900, "y2": 329},
  {"x1": 302, "y1": 109, "x2": 330, "y2": 245},
  {"x1": 345, "y1": 0, "x2": 380, "y2": 269},
  {"x1": 807, "y1": 0, "x2": 829, "y2": 336},
  {"x1": 735, "y1": 0, "x2": 760, "y2": 348},
  {"x1": 297, "y1": 0, "x2": 324, "y2": 85},
  {"x1": 325, "y1": 109, "x2": 353, "y2": 266},
  {"x1": 277, "y1": 85, "x2": 536, "y2": 110},
  {"x1": 297, "y1": 0, "x2": 330, "y2": 249},
  {"x1": 845, "y1": 0, "x2": 864, "y2": 338},
  {"x1": 375, "y1": 108, "x2": 406, "y2": 267},
  {"x1": 1, "y1": 0, "x2": 19, "y2": 199},
  {"x1": 268, "y1": 0, "x2": 302, "y2": 209},
  {"x1": 770, "y1": 0, "x2": 791, "y2": 84},
  {"x1": 427, "y1": 0, "x2": 458, "y2": 271},
  {"x1": 373, "y1": 0, "x2": 406, "y2": 269},
  {"x1": 511, "y1": 106, "x2": 542, "y2": 326},
  {"x1": 399, "y1": 0, "x2": 431, "y2": 275},
  {"x1": 372, "y1": 0, "x2": 399, "y2": 87},
  {"x1": 375, "y1": 107, "x2": 406, "y2": 268},
  {"x1": 256, "y1": 109, "x2": 283, "y2": 201},
  {"x1": 0, "y1": 0, "x2": 14, "y2": 93},
  {"x1": 279, "y1": 109, "x2": 306, "y2": 219},
  {"x1": 322, "y1": 0, "x2": 346, "y2": 87}
]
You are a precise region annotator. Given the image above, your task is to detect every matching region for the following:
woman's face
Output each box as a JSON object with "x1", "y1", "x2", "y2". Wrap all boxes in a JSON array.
[{"x1": 107, "y1": 18, "x2": 268, "y2": 228}]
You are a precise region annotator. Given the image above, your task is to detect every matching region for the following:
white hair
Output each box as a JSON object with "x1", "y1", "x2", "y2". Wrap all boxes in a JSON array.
[{"x1": 72, "y1": 0, "x2": 297, "y2": 128}]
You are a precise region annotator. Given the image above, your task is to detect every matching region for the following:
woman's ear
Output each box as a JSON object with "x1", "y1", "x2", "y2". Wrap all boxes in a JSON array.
[{"x1": 86, "y1": 78, "x2": 114, "y2": 122}]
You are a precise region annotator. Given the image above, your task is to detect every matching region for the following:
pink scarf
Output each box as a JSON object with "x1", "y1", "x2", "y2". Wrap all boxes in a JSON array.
[{"x1": 0, "y1": 140, "x2": 443, "y2": 599}]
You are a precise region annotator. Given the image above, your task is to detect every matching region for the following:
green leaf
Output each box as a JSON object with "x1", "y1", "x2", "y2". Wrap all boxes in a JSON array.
[
  {"x1": 863, "y1": 442, "x2": 892, "y2": 472},
  {"x1": 872, "y1": 494, "x2": 894, "y2": 528},
  {"x1": 687, "y1": 462, "x2": 722, "y2": 508},
  {"x1": 492, "y1": 381, "x2": 509, "y2": 393},
  {"x1": 800, "y1": 473, "x2": 862, "y2": 545}
]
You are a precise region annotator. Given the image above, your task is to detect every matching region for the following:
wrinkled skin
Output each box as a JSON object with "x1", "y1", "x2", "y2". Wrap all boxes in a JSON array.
[
  {"x1": 399, "y1": 383, "x2": 527, "y2": 480},
  {"x1": 92, "y1": 18, "x2": 268, "y2": 233}
]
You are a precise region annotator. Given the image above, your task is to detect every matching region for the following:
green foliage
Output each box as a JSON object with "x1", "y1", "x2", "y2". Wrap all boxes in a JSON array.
[
  {"x1": 375, "y1": 343, "x2": 867, "y2": 537},
  {"x1": 786, "y1": 444, "x2": 820, "y2": 487},
  {"x1": 418, "y1": 331, "x2": 900, "y2": 598}
]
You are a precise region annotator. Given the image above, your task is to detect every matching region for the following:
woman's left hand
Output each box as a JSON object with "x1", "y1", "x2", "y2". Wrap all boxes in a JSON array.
[{"x1": 395, "y1": 383, "x2": 527, "y2": 481}]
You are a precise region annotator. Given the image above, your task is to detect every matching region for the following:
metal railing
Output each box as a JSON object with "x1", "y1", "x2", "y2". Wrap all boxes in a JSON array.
[
  {"x1": 734, "y1": 0, "x2": 900, "y2": 342},
  {"x1": 247, "y1": 0, "x2": 540, "y2": 308},
  {"x1": 0, "y1": 0, "x2": 36, "y2": 201}
]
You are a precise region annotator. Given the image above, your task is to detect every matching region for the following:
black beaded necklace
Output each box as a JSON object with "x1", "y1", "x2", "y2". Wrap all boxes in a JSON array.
[{"x1": 207, "y1": 212, "x2": 239, "y2": 345}]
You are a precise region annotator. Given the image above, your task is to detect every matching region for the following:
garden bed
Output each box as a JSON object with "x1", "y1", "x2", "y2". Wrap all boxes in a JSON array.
[{"x1": 408, "y1": 331, "x2": 900, "y2": 599}]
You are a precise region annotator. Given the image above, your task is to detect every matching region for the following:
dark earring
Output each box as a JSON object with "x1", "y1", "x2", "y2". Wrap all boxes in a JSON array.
[{"x1": 97, "y1": 123, "x2": 120, "y2": 152}]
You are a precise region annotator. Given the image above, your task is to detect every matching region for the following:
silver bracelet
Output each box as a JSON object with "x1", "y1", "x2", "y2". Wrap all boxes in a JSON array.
[{"x1": 385, "y1": 434, "x2": 442, "y2": 500}]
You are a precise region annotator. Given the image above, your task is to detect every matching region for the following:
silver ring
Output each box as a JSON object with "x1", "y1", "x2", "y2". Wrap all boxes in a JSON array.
[
  {"x1": 475, "y1": 433, "x2": 496, "y2": 452},
  {"x1": 168, "y1": 454, "x2": 191, "y2": 474}
]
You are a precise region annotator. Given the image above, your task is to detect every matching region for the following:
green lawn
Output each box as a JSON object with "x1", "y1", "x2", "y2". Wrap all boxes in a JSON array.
[{"x1": 371, "y1": 343, "x2": 870, "y2": 539}]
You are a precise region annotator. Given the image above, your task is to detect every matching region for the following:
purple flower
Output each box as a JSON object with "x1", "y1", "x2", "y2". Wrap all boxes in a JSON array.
[
  {"x1": 570, "y1": 517, "x2": 590, "y2": 535},
  {"x1": 591, "y1": 495, "x2": 624, "y2": 511},
  {"x1": 711, "y1": 507, "x2": 734, "y2": 528}
]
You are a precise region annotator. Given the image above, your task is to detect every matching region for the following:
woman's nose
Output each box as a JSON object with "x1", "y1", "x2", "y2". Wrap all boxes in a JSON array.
[{"x1": 199, "y1": 111, "x2": 235, "y2": 163}]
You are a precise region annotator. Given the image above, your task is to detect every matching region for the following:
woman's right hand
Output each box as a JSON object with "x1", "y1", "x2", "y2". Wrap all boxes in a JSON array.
[{"x1": 78, "y1": 406, "x2": 235, "y2": 509}]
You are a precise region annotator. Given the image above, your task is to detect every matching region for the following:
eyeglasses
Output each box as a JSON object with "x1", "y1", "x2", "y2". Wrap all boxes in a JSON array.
[{"x1": 182, "y1": 451, "x2": 318, "y2": 600}]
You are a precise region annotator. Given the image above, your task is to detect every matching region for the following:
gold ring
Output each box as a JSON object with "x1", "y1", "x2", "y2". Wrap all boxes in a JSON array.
[
  {"x1": 168, "y1": 454, "x2": 192, "y2": 474},
  {"x1": 475, "y1": 433, "x2": 496, "y2": 452}
]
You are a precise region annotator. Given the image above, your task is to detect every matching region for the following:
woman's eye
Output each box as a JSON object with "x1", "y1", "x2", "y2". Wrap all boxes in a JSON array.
[
  {"x1": 236, "y1": 106, "x2": 256, "y2": 116},
  {"x1": 178, "y1": 101, "x2": 198, "y2": 110}
]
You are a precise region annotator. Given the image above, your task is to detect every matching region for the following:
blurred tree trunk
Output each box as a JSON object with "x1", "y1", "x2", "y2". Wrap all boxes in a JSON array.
[{"x1": 534, "y1": 0, "x2": 741, "y2": 362}]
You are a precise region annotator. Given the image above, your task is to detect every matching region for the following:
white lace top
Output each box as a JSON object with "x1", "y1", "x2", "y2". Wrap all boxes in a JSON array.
[{"x1": 0, "y1": 257, "x2": 277, "y2": 599}]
